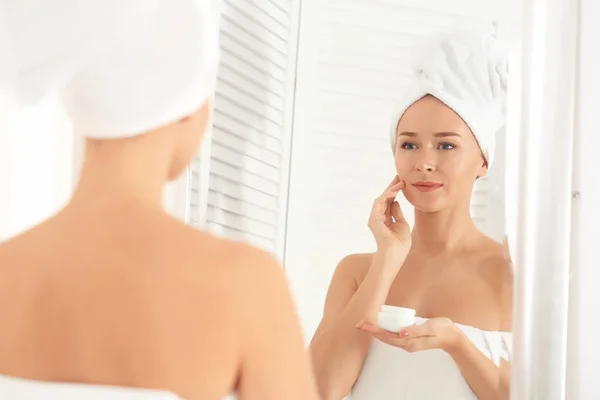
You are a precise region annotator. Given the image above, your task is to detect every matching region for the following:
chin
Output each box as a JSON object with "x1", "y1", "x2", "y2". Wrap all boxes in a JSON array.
[
  {"x1": 404, "y1": 191, "x2": 447, "y2": 213},
  {"x1": 411, "y1": 202, "x2": 446, "y2": 213}
]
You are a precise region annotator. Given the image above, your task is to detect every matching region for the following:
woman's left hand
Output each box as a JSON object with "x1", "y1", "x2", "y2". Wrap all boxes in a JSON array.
[{"x1": 356, "y1": 317, "x2": 463, "y2": 353}]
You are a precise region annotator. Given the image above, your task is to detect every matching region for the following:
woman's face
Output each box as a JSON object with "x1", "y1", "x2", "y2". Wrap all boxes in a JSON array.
[{"x1": 394, "y1": 95, "x2": 487, "y2": 212}]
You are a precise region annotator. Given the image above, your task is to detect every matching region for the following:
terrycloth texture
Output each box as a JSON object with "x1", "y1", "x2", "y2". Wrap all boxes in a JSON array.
[
  {"x1": 351, "y1": 317, "x2": 513, "y2": 399},
  {"x1": 389, "y1": 30, "x2": 508, "y2": 168},
  {"x1": 0, "y1": 0, "x2": 221, "y2": 138}
]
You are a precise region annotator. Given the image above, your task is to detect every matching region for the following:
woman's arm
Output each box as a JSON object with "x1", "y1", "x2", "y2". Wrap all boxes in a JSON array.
[
  {"x1": 447, "y1": 256, "x2": 513, "y2": 400},
  {"x1": 309, "y1": 177, "x2": 411, "y2": 399},
  {"x1": 446, "y1": 328, "x2": 511, "y2": 400},
  {"x1": 308, "y1": 252, "x2": 401, "y2": 400},
  {"x1": 236, "y1": 250, "x2": 319, "y2": 400}
]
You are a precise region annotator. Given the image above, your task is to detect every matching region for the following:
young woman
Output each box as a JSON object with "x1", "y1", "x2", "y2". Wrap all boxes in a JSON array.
[
  {"x1": 309, "y1": 31, "x2": 513, "y2": 400},
  {"x1": 0, "y1": 1, "x2": 318, "y2": 399}
]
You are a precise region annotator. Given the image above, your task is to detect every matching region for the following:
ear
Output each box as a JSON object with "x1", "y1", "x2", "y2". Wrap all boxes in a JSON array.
[{"x1": 475, "y1": 159, "x2": 489, "y2": 180}]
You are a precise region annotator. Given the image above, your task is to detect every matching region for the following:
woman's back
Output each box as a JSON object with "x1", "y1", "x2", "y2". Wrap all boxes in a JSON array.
[{"x1": 0, "y1": 203, "x2": 313, "y2": 399}]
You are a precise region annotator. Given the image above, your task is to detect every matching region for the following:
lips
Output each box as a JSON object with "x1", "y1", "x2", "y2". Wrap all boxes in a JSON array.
[{"x1": 412, "y1": 181, "x2": 443, "y2": 192}]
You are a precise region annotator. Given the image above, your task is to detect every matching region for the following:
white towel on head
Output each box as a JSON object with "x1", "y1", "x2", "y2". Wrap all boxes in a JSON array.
[
  {"x1": 0, "y1": 0, "x2": 221, "y2": 138},
  {"x1": 389, "y1": 30, "x2": 508, "y2": 168}
]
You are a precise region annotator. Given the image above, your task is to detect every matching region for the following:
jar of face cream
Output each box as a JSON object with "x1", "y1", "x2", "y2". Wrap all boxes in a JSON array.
[{"x1": 377, "y1": 305, "x2": 416, "y2": 333}]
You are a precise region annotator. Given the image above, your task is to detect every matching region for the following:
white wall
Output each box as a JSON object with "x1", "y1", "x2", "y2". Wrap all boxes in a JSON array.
[
  {"x1": 0, "y1": 95, "x2": 74, "y2": 240},
  {"x1": 0, "y1": 91, "x2": 16, "y2": 240},
  {"x1": 566, "y1": 0, "x2": 600, "y2": 397}
]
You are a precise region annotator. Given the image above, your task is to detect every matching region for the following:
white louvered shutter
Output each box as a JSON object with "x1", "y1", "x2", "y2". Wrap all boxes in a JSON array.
[
  {"x1": 186, "y1": 0, "x2": 299, "y2": 258},
  {"x1": 284, "y1": 0, "x2": 505, "y2": 340}
]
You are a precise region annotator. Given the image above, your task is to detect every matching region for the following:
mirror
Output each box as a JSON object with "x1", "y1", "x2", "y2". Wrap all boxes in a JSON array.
[
  {"x1": 278, "y1": 0, "x2": 520, "y2": 399},
  {"x1": 175, "y1": 0, "x2": 522, "y2": 398}
]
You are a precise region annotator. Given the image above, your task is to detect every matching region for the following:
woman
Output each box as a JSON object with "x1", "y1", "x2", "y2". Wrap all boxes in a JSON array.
[
  {"x1": 309, "y1": 31, "x2": 513, "y2": 399},
  {"x1": 0, "y1": 1, "x2": 317, "y2": 399}
]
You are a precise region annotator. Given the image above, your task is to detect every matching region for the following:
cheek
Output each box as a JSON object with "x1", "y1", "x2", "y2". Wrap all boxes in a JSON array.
[
  {"x1": 440, "y1": 150, "x2": 477, "y2": 170},
  {"x1": 439, "y1": 159, "x2": 481, "y2": 188},
  {"x1": 394, "y1": 155, "x2": 413, "y2": 176}
]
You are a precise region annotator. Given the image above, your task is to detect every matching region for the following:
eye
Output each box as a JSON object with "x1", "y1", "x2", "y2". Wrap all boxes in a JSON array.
[
  {"x1": 438, "y1": 142, "x2": 455, "y2": 150},
  {"x1": 400, "y1": 142, "x2": 418, "y2": 150}
]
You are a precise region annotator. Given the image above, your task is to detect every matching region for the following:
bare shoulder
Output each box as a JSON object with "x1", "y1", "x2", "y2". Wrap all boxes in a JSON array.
[
  {"x1": 179, "y1": 229, "x2": 319, "y2": 399},
  {"x1": 475, "y1": 236, "x2": 514, "y2": 330},
  {"x1": 339, "y1": 252, "x2": 375, "y2": 269},
  {"x1": 315, "y1": 252, "x2": 375, "y2": 321},
  {"x1": 334, "y1": 252, "x2": 375, "y2": 287},
  {"x1": 147, "y1": 220, "x2": 310, "y2": 395},
  {"x1": 174, "y1": 222, "x2": 283, "y2": 283},
  {"x1": 477, "y1": 236, "x2": 513, "y2": 282},
  {"x1": 169, "y1": 221, "x2": 294, "y2": 319}
]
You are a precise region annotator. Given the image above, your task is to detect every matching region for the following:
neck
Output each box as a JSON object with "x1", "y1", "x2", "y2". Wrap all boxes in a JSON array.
[
  {"x1": 69, "y1": 138, "x2": 170, "y2": 210},
  {"x1": 411, "y1": 201, "x2": 481, "y2": 253}
]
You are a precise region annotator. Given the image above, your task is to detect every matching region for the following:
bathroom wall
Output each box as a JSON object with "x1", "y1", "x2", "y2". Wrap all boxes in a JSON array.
[
  {"x1": 0, "y1": 91, "x2": 15, "y2": 240},
  {"x1": 0, "y1": 95, "x2": 73, "y2": 240}
]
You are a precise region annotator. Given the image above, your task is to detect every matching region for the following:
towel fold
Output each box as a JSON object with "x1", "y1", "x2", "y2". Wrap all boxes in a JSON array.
[
  {"x1": 389, "y1": 30, "x2": 509, "y2": 168},
  {"x1": 0, "y1": 0, "x2": 221, "y2": 138}
]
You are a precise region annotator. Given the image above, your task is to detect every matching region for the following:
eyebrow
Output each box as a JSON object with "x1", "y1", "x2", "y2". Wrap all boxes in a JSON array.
[{"x1": 398, "y1": 131, "x2": 462, "y2": 138}]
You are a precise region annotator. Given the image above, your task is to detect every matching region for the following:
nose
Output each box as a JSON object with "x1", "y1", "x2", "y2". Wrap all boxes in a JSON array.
[{"x1": 415, "y1": 149, "x2": 436, "y2": 172}]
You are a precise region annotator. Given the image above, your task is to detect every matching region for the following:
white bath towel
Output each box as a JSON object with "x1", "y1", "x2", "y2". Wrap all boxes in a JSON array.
[
  {"x1": 0, "y1": 0, "x2": 221, "y2": 138},
  {"x1": 389, "y1": 30, "x2": 509, "y2": 168}
]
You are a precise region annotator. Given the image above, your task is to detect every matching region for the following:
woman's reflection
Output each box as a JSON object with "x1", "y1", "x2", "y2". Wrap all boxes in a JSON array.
[{"x1": 309, "y1": 30, "x2": 512, "y2": 399}]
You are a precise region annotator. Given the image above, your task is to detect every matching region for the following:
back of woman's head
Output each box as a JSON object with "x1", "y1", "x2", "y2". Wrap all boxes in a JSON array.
[{"x1": 1, "y1": 0, "x2": 222, "y2": 177}]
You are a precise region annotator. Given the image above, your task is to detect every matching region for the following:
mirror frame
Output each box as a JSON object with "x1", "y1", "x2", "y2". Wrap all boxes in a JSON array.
[{"x1": 510, "y1": 0, "x2": 578, "y2": 398}]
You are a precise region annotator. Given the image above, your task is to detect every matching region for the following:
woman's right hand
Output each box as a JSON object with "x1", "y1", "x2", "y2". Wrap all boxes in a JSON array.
[{"x1": 368, "y1": 176, "x2": 412, "y2": 263}]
